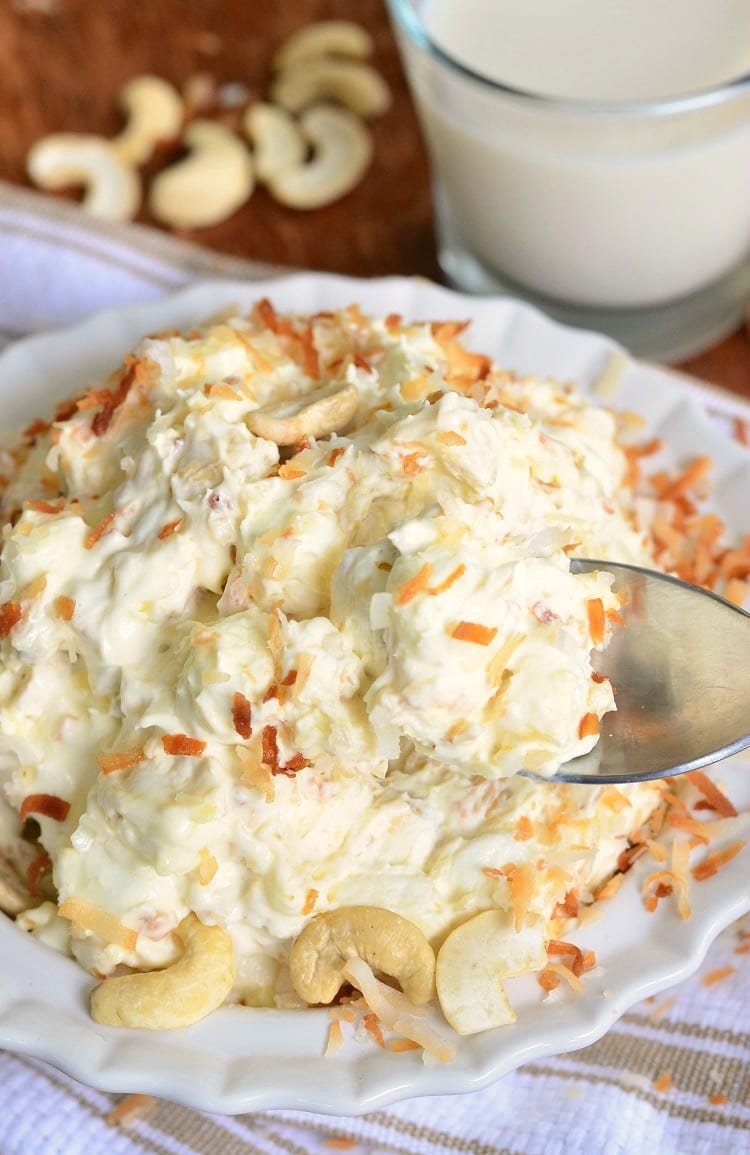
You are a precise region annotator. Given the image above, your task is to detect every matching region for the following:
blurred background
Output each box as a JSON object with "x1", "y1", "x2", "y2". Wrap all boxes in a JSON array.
[{"x1": 0, "y1": 0, "x2": 437, "y2": 278}]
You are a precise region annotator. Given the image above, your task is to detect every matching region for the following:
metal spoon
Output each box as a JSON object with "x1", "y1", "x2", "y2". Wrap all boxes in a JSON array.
[{"x1": 524, "y1": 560, "x2": 750, "y2": 785}]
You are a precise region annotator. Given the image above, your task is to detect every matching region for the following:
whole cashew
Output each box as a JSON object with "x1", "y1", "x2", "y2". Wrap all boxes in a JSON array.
[
  {"x1": 90, "y1": 913, "x2": 236, "y2": 1030},
  {"x1": 436, "y1": 910, "x2": 547, "y2": 1035},
  {"x1": 112, "y1": 75, "x2": 184, "y2": 166},
  {"x1": 267, "y1": 106, "x2": 372, "y2": 211},
  {"x1": 26, "y1": 135, "x2": 141, "y2": 221},
  {"x1": 270, "y1": 59, "x2": 391, "y2": 119},
  {"x1": 243, "y1": 103, "x2": 306, "y2": 183},
  {"x1": 149, "y1": 121, "x2": 254, "y2": 229},
  {"x1": 289, "y1": 905, "x2": 436, "y2": 1006},
  {"x1": 272, "y1": 20, "x2": 374, "y2": 71},
  {"x1": 246, "y1": 382, "x2": 358, "y2": 445}
]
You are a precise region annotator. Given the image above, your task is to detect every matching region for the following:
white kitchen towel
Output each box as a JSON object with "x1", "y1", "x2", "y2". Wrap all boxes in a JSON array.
[{"x1": 0, "y1": 182, "x2": 748, "y2": 1155}]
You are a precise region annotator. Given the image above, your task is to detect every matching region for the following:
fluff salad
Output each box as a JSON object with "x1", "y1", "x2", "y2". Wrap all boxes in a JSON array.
[{"x1": 0, "y1": 301, "x2": 660, "y2": 1003}]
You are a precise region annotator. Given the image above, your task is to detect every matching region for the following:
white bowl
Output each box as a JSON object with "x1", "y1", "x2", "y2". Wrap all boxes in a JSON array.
[{"x1": 0, "y1": 273, "x2": 747, "y2": 1114}]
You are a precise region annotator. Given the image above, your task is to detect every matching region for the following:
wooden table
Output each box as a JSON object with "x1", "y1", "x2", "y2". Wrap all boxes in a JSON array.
[{"x1": 1, "y1": 0, "x2": 748, "y2": 399}]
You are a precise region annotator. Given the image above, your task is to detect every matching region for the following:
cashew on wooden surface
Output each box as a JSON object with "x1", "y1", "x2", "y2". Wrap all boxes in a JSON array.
[
  {"x1": 243, "y1": 103, "x2": 306, "y2": 183},
  {"x1": 111, "y1": 75, "x2": 184, "y2": 167},
  {"x1": 271, "y1": 58, "x2": 391, "y2": 119},
  {"x1": 436, "y1": 910, "x2": 548, "y2": 1035},
  {"x1": 149, "y1": 121, "x2": 254, "y2": 229},
  {"x1": 267, "y1": 106, "x2": 372, "y2": 211},
  {"x1": 272, "y1": 20, "x2": 374, "y2": 71},
  {"x1": 289, "y1": 905, "x2": 436, "y2": 1006},
  {"x1": 26, "y1": 135, "x2": 141, "y2": 222},
  {"x1": 246, "y1": 382, "x2": 359, "y2": 445},
  {"x1": 90, "y1": 913, "x2": 236, "y2": 1030}
]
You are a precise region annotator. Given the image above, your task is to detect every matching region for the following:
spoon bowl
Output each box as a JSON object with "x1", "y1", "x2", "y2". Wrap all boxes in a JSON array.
[{"x1": 525, "y1": 560, "x2": 750, "y2": 784}]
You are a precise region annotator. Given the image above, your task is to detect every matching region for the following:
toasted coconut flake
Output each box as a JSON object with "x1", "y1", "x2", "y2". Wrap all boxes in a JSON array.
[
  {"x1": 451, "y1": 621, "x2": 498, "y2": 646},
  {"x1": 617, "y1": 843, "x2": 647, "y2": 873},
  {"x1": 84, "y1": 511, "x2": 116, "y2": 550},
  {"x1": 539, "y1": 961, "x2": 584, "y2": 993},
  {"x1": 363, "y1": 1013, "x2": 386, "y2": 1048},
  {"x1": 58, "y1": 898, "x2": 137, "y2": 950},
  {"x1": 547, "y1": 939, "x2": 585, "y2": 977},
  {"x1": 553, "y1": 889, "x2": 579, "y2": 919},
  {"x1": 578, "y1": 713, "x2": 600, "y2": 740},
  {"x1": 324, "y1": 1018, "x2": 344, "y2": 1057},
  {"x1": 666, "y1": 811, "x2": 713, "y2": 843},
  {"x1": 19, "y1": 793, "x2": 70, "y2": 822},
  {"x1": 662, "y1": 455, "x2": 711, "y2": 501},
  {"x1": 97, "y1": 748, "x2": 145, "y2": 775},
  {"x1": 653, "y1": 1070, "x2": 673, "y2": 1093},
  {"x1": 0, "y1": 600, "x2": 23, "y2": 639},
  {"x1": 237, "y1": 746, "x2": 275, "y2": 802},
  {"x1": 396, "y1": 563, "x2": 433, "y2": 607},
  {"x1": 686, "y1": 771, "x2": 737, "y2": 817},
  {"x1": 106, "y1": 1094, "x2": 157, "y2": 1128},
  {"x1": 261, "y1": 724, "x2": 280, "y2": 773},
  {"x1": 487, "y1": 634, "x2": 525, "y2": 685},
  {"x1": 54, "y1": 595, "x2": 75, "y2": 621},
  {"x1": 162, "y1": 733, "x2": 206, "y2": 756},
  {"x1": 642, "y1": 868, "x2": 691, "y2": 920},
  {"x1": 596, "y1": 872, "x2": 625, "y2": 901},
  {"x1": 436, "y1": 430, "x2": 467, "y2": 446},
  {"x1": 25, "y1": 499, "x2": 64, "y2": 514},
  {"x1": 279, "y1": 463, "x2": 306, "y2": 480},
  {"x1": 343, "y1": 957, "x2": 455, "y2": 1063},
  {"x1": 302, "y1": 888, "x2": 318, "y2": 915},
  {"x1": 508, "y1": 863, "x2": 534, "y2": 931},
  {"x1": 600, "y1": 787, "x2": 631, "y2": 813},
  {"x1": 515, "y1": 816, "x2": 534, "y2": 842},
  {"x1": 725, "y1": 578, "x2": 748, "y2": 606},
  {"x1": 204, "y1": 383, "x2": 243, "y2": 401},
  {"x1": 231, "y1": 692, "x2": 253, "y2": 740},
  {"x1": 587, "y1": 598, "x2": 606, "y2": 646},
  {"x1": 158, "y1": 518, "x2": 182, "y2": 540},
  {"x1": 388, "y1": 1038, "x2": 421, "y2": 1053},
  {"x1": 702, "y1": 965, "x2": 735, "y2": 987},
  {"x1": 402, "y1": 451, "x2": 425, "y2": 476},
  {"x1": 692, "y1": 840, "x2": 746, "y2": 882}
]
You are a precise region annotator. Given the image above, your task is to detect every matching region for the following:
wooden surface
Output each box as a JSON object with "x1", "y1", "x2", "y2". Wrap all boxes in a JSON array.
[{"x1": 0, "y1": 0, "x2": 748, "y2": 398}]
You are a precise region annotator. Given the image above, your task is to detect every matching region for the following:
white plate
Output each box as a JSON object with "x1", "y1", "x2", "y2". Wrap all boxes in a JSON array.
[{"x1": 0, "y1": 273, "x2": 748, "y2": 1115}]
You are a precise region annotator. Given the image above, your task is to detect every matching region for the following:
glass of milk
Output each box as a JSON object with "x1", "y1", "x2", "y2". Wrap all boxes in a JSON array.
[{"x1": 387, "y1": 0, "x2": 750, "y2": 357}]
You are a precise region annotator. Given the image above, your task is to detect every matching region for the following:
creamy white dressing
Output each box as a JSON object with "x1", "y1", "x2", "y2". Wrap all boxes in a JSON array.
[{"x1": 0, "y1": 305, "x2": 660, "y2": 1001}]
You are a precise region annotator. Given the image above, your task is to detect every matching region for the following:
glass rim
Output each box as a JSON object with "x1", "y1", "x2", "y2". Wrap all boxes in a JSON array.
[{"x1": 387, "y1": 0, "x2": 750, "y2": 118}]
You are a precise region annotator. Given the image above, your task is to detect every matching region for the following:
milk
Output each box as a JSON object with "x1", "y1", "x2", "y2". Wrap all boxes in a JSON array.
[{"x1": 391, "y1": 0, "x2": 750, "y2": 307}]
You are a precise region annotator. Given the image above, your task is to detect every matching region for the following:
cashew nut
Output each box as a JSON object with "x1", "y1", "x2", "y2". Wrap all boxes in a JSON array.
[
  {"x1": 148, "y1": 120, "x2": 254, "y2": 229},
  {"x1": 26, "y1": 135, "x2": 141, "y2": 222},
  {"x1": 267, "y1": 106, "x2": 372, "y2": 210},
  {"x1": 246, "y1": 382, "x2": 358, "y2": 445},
  {"x1": 289, "y1": 905, "x2": 436, "y2": 1006},
  {"x1": 243, "y1": 103, "x2": 306, "y2": 183},
  {"x1": 90, "y1": 913, "x2": 235, "y2": 1030},
  {"x1": 436, "y1": 910, "x2": 547, "y2": 1036},
  {"x1": 111, "y1": 75, "x2": 184, "y2": 166},
  {"x1": 270, "y1": 59, "x2": 391, "y2": 119},
  {"x1": 272, "y1": 20, "x2": 374, "y2": 71}
]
